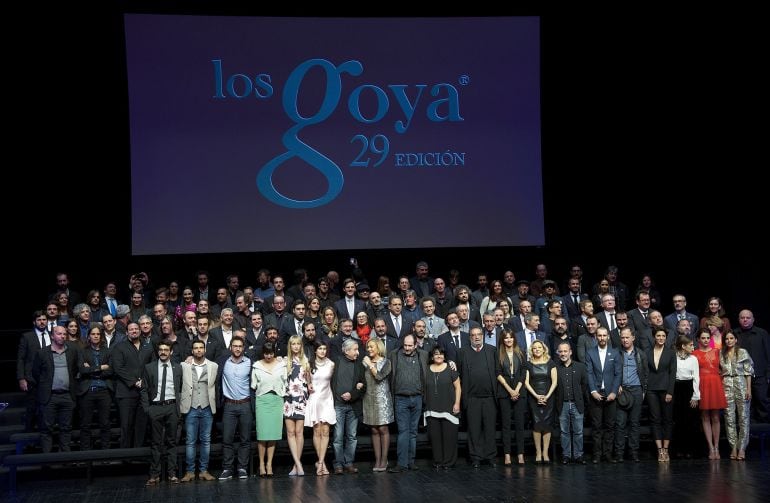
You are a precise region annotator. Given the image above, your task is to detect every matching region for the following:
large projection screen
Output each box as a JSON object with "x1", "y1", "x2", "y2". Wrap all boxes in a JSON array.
[{"x1": 125, "y1": 15, "x2": 543, "y2": 255}]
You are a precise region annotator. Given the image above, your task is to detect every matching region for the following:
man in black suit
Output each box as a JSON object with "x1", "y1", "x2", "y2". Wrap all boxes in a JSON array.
[
  {"x1": 141, "y1": 340, "x2": 183, "y2": 485},
  {"x1": 17, "y1": 310, "x2": 50, "y2": 431},
  {"x1": 112, "y1": 322, "x2": 154, "y2": 448},
  {"x1": 372, "y1": 318, "x2": 399, "y2": 355},
  {"x1": 31, "y1": 325, "x2": 78, "y2": 452},
  {"x1": 562, "y1": 278, "x2": 589, "y2": 321},
  {"x1": 457, "y1": 327, "x2": 498, "y2": 467},
  {"x1": 409, "y1": 261, "x2": 434, "y2": 300},
  {"x1": 334, "y1": 279, "x2": 366, "y2": 322},
  {"x1": 384, "y1": 296, "x2": 409, "y2": 340},
  {"x1": 437, "y1": 312, "x2": 469, "y2": 362}
]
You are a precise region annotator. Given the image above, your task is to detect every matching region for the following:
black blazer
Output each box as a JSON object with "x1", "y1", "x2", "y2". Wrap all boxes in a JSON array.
[
  {"x1": 495, "y1": 350, "x2": 526, "y2": 399},
  {"x1": 31, "y1": 345, "x2": 79, "y2": 404},
  {"x1": 111, "y1": 339, "x2": 154, "y2": 399},
  {"x1": 17, "y1": 330, "x2": 48, "y2": 381},
  {"x1": 77, "y1": 344, "x2": 115, "y2": 395},
  {"x1": 437, "y1": 331, "x2": 470, "y2": 363},
  {"x1": 140, "y1": 360, "x2": 183, "y2": 412},
  {"x1": 645, "y1": 347, "x2": 677, "y2": 395}
]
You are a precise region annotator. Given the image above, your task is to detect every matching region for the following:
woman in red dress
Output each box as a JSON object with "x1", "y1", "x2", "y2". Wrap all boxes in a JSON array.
[{"x1": 693, "y1": 328, "x2": 728, "y2": 459}]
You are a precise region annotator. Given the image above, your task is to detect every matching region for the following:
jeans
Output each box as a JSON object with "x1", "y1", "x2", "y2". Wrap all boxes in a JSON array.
[
  {"x1": 221, "y1": 402, "x2": 253, "y2": 471},
  {"x1": 559, "y1": 401, "x2": 584, "y2": 459},
  {"x1": 333, "y1": 404, "x2": 358, "y2": 468},
  {"x1": 185, "y1": 406, "x2": 214, "y2": 472},
  {"x1": 614, "y1": 386, "x2": 643, "y2": 456},
  {"x1": 395, "y1": 395, "x2": 422, "y2": 468}
]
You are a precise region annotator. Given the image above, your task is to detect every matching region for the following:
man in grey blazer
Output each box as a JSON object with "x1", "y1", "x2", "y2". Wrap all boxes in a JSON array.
[{"x1": 179, "y1": 339, "x2": 219, "y2": 482}]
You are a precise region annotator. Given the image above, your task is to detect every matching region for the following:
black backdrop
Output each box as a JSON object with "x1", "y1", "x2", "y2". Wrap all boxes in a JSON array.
[{"x1": 4, "y1": 6, "x2": 766, "y2": 377}]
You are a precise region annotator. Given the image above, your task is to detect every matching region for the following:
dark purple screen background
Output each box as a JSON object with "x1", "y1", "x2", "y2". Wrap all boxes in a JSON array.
[{"x1": 125, "y1": 15, "x2": 542, "y2": 254}]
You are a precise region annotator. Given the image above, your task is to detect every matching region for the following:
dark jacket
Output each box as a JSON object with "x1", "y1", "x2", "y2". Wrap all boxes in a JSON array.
[
  {"x1": 331, "y1": 353, "x2": 366, "y2": 416},
  {"x1": 618, "y1": 347, "x2": 649, "y2": 393},
  {"x1": 645, "y1": 347, "x2": 677, "y2": 395},
  {"x1": 140, "y1": 360, "x2": 183, "y2": 413},
  {"x1": 495, "y1": 350, "x2": 526, "y2": 399},
  {"x1": 31, "y1": 344, "x2": 79, "y2": 404},
  {"x1": 77, "y1": 344, "x2": 115, "y2": 395},
  {"x1": 555, "y1": 360, "x2": 589, "y2": 414},
  {"x1": 388, "y1": 347, "x2": 429, "y2": 398}
]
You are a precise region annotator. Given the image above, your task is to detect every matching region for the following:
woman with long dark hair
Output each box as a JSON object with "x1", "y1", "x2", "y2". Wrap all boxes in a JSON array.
[
  {"x1": 496, "y1": 329, "x2": 526, "y2": 465},
  {"x1": 720, "y1": 331, "x2": 753, "y2": 460}
]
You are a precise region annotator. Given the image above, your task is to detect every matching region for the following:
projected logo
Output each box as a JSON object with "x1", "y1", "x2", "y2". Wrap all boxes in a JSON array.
[{"x1": 213, "y1": 58, "x2": 464, "y2": 209}]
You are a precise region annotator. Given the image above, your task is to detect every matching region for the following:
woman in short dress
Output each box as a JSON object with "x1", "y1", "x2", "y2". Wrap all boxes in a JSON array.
[
  {"x1": 251, "y1": 342, "x2": 287, "y2": 477},
  {"x1": 304, "y1": 341, "x2": 336, "y2": 475},
  {"x1": 720, "y1": 331, "x2": 754, "y2": 460},
  {"x1": 524, "y1": 340, "x2": 557, "y2": 463},
  {"x1": 284, "y1": 335, "x2": 312, "y2": 475},
  {"x1": 361, "y1": 338, "x2": 394, "y2": 472},
  {"x1": 693, "y1": 328, "x2": 728, "y2": 459}
]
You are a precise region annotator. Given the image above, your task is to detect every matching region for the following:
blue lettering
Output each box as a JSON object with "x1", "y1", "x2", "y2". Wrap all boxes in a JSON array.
[
  {"x1": 348, "y1": 84, "x2": 388, "y2": 124},
  {"x1": 254, "y1": 73, "x2": 273, "y2": 98},
  {"x1": 212, "y1": 59, "x2": 225, "y2": 99},
  {"x1": 390, "y1": 84, "x2": 426, "y2": 134},
  {"x1": 426, "y1": 84, "x2": 463, "y2": 122}
]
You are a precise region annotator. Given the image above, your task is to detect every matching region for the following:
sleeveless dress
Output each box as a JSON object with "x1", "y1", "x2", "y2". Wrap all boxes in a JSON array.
[
  {"x1": 283, "y1": 358, "x2": 310, "y2": 419},
  {"x1": 304, "y1": 360, "x2": 337, "y2": 426},
  {"x1": 527, "y1": 360, "x2": 556, "y2": 432},
  {"x1": 693, "y1": 349, "x2": 727, "y2": 410}
]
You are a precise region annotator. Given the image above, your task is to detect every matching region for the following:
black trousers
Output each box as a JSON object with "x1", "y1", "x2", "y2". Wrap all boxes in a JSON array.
[
  {"x1": 79, "y1": 389, "x2": 112, "y2": 449},
  {"x1": 499, "y1": 395, "x2": 527, "y2": 455},
  {"x1": 588, "y1": 395, "x2": 616, "y2": 458},
  {"x1": 118, "y1": 395, "x2": 147, "y2": 448},
  {"x1": 465, "y1": 396, "x2": 497, "y2": 463},
  {"x1": 427, "y1": 416, "x2": 458, "y2": 467},
  {"x1": 148, "y1": 403, "x2": 179, "y2": 477}
]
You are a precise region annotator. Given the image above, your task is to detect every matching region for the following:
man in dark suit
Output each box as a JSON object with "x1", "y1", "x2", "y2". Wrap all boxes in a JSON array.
[
  {"x1": 371, "y1": 318, "x2": 399, "y2": 355},
  {"x1": 112, "y1": 322, "x2": 154, "y2": 448},
  {"x1": 515, "y1": 313, "x2": 549, "y2": 361},
  {"x1": 555, "y1": 340, "x2": 588, "y2": 464},
  {"x1": 279, "y1": 299, "x2": 308, "y2": 341},
  {"x1": 457, "y1": 327, "x2": 499, "y2": 467},
  {"x1": 17, "y1": 310, "x2": 50, "y2": 431},
  {"x1": 141, "y1": 340, "x2": 183, "y2": 485},
  {"x1": 31, "y1": 325, "x2": 78, "y2": 452},
  {"x1": 334, "y1": 279, "x2": 366, "y2": 322},
  {"x1": 585, "y1": 327, "x2": 622, "y2": 463},
  {"x1": 663, "y1": 294, "x2": 700, "y2": 334},
  {"x1": 561, "y1": 278, "x2": 589, "y2": 321},
  {"x1": 437, "y1": 312, "x2": 470, "y2": 362},
  {"x1": 409, "y1": 261, "x2": 435, "y2": 300},
  {"x1": 627, "y1": 291, "x2": 652, "y2": 337},
  {"x1": 384, "y1": 296, "x2": 410, "y2": 340}
]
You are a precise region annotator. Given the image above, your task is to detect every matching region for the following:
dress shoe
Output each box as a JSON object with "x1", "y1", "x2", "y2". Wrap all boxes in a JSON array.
[
  {"x1": 631, "y1": 454, "x2": 640, "y2": 463},
  {"x1": 388, "y1": 466, "x2": 407, "y2": 473},
  {"x1": 344, "y1": 465, "x2": 358, "y2": 474},
  {"x1": 180, "y1": 472, "x2": 196, "y2": 483},
  {"x1": 408, "y1": 464, "x2": 420, "y2": 471},
  {"x1": 168, "y1": 475, "x2": 180, "y2": 484},
  {"x1": 592, "y1": 456, "x2": 601, "y2": 464},
  {"x1": 145, "y1": 477, "x2": 160, "y2": 486},
  {"x1": 472, "y1": 462, "x2": 481, "y2": 469},
  {"x1": 562, "y1": 458, "x2": 570, "y2": 465},
  {"x1": 334, "y1": 466, "x2": 344, "y2": 475},
  {"x1": 199, "y1": 471, "x2": 216, "y2": 481},
  {"x1": 574, "y1": 457, "x2": 586, "y2": 465}
]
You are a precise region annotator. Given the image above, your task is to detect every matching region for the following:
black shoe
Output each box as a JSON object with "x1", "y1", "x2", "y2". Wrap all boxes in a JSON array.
[
  {"x1": 562, "y1": 458, "x2": 570, "y2": 465},
  {"x1": 592, "y1": 456, "x2": 601, "y2": 464},
  {"x1": 388, "y1": 466, "x2": 407, "y2": 473},
  {"x1": 574, "y1": 457, "x2": 587, "y2": 465},
  {"x1": 472, "y1": 462, "x2": 481, "y2": 469},
  {"x1": 408, "y1": 464, "x2": 420, "y2": 471},
  {"x1": 632, "y1": 454, "x2": 641, "y2": 463},
  {"x1": 487, "y1": 460, "x2": 497, "y2": 467}
]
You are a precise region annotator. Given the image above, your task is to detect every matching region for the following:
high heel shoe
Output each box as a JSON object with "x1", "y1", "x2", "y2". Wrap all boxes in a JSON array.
[
  {"x1": 730, "y1": 450, "x2": 737, "y2": 460},
  {"x1": 316, "y1": 462, "x2": 323, "y2": 476},
  {"x1": 321, "y1": 463, "x2": 330, "y2": 475},
  {"x1": 266, "y1": 464, "x2": 273, "y2": 477},
  {"x1": 713, "y1": 448, "x2": 720, "y2": 460},
  {"x1": 658, "y1": 448, "x2": 665, "y2": 462},
  {"x1": 737, "y1": 449, "x2": 745, "y2": 461},
  {"x1": 517, "y1": 455, "x2": 525, "y2": 466},
  {"x1": 662, "y1": 448, "x2": 669, "y2": 462},
  {"x1": 504, "y1": 454, "x2": 512, "y2": 466},
  {"x1": 259, "y1": 466, "x2": 267, "y2": 478}
]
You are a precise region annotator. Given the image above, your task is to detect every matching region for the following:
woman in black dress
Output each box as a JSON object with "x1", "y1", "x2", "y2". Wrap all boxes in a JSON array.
[{"x1": 524, "y1": 340, "x2": 557, "y2": 463}]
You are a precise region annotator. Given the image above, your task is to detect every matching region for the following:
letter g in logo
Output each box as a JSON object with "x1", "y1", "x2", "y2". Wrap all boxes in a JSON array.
[{"x1": 257, "y1": 59, "x2": 363, "y2": 209}]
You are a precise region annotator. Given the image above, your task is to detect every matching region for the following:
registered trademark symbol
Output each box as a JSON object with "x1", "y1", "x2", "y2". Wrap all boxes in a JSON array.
[{"x1": 458, "y1": 75, "x2": 470, "y2": 86}]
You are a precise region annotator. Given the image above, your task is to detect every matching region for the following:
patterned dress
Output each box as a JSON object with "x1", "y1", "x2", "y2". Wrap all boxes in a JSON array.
[
  {"x1": 362, "y1": 359, "x2": 394, "y2": 426},
  {"x1": 721, "y1": 348, "x2": 754, "y2": 451},
  {"x1": 283, "y1": 358, "x2": 310, "y2": 420}
]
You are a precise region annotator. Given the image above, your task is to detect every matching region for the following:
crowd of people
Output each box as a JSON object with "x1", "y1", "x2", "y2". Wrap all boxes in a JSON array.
[{"x1": 16, "y1": 262, "x2": 769, "y2": 484}]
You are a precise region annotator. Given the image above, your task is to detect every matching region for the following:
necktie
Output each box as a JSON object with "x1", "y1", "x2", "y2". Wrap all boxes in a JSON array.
[
  {"x1": 453, "y1": 334, "x2": 459, "y2": 347},
  {"x1": 297, "y1": 320, "x2": 302, "y2": 334},
  {"x1": 641, "y1": 311, "x2": 648, "y2": 320},
  {"x1": 573, "y1": 294, "x2": 579, "y2": 306},
  {"x1": 530, "y1": 331, "x2": 535, "y2": 344},
  {"x1": 679, "y1": 314, "x2": 685, "y2": 321},
  {"x1": 39, "y1": 332, "x2": 48, "y2": 348},
  {"x1": 160, "y1": 364, "x2": 168, "y2": 401},
  {"x1": 394, "y1": 316, "x2": 401, "y2": 334},
  {"x1": 429, "y1": 318, "x2": 434, "y2": 332},
  {"x1": 48, "y1": 322, "x2": 55, "y2": 333},
  {"x1": 610, "y1": 313, "x2": 616, "y2": 331},
  {"x1": 108, "y1": 299, "x2": 117, "y2": 316}
]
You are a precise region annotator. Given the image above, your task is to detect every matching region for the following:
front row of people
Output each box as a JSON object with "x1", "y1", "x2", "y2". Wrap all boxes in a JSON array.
[{"x1": 29, "y1": 321, "x2": 755, "y2": 485}]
